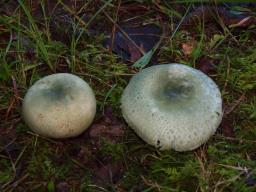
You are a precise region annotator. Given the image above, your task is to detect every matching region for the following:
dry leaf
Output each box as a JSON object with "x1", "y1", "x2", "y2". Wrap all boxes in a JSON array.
[{"x1": 182, "y1": 40, "x2": 196, "y2": 56}]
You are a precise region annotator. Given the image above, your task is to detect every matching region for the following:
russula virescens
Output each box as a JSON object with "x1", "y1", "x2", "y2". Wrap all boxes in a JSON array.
[
  {"x1": 22, "y1": 73, "x2": 96, "y2": 138},
  {"x1": 121, "y1": 64, "x2": 223, "y2": 151}
]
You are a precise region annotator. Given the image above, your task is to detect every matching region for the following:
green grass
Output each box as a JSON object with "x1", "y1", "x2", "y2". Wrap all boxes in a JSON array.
[{"x1": 0, "y1": 1, "x2": 256, "y2": 191}]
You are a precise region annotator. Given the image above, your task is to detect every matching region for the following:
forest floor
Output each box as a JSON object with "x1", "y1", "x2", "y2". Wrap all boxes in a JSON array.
[{"x1": 0, "y1": 1, "x2": 256, "y2": 192}]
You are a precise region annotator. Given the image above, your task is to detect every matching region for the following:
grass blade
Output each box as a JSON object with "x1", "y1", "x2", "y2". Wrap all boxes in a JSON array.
[{"x1": 18, "y1": 0, "x2": 53, "y2": 70}]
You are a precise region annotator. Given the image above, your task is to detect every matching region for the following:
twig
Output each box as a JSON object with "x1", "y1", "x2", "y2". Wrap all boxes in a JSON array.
[
  {"x1": 215, "y1": 163, "x2": 248, "y2": 172},
  {"x1": 103, "y1": 10, "x2": 145, "y2": 56},
  {"x1": 224, "y1": 93, "x2": 246, "y2": 115},
  {"x1": 222, "y1": 56, "x2": 230, "y2": 94},
  {"x1": 215, "y1": 134, "x2": 256, "y2": 143},
  {"x1": 26, "y1": 131, "x2": 59, "y2": 144},
  {"x1": 5, "y1": 76, "x2": 20, "y2": 120},
  {"x1": 11, "y1": 76, "x2": 19, "y2": 98},
  {"x1": 110, "y1": 0, "x2": 121, "y2": 53},
  {"x1": 214, "y1": 171, "x2": 244, "y2": 191},
  {"x1": 58, "y1": 0, "x2": 87, "y2": 28},
  {"x1": 87, "y1": 184, "x2": 109, "y2": 192},
  {"x1": 0, "y1": 138, "x2": 16, "y2": 153},
  {"x1": 5, "y1": 97, "x2": 15, "y2": 120},
  {"x1": 141, "y1": 175, "x2": 161, "y2": 192},
  {"x1": 213, "y1": 5, "x2": 240, "y2": 45},
  {"x1": 14, "y1": 145, "x2": 27, "y2": 167},
  {"x1": 2, "y1": 174, "x2": 29, "y2": 192}
]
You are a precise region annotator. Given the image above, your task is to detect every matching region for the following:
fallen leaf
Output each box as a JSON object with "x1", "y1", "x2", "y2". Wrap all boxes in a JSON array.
[
  {"x1": 196, "y1": 56, "x2": 218, "y2": 74},
  {"x1": 182, "y1": 40, "x2": 196, "y2": 56},
  {"x1": 77, "y1": 147, "x2": 92, "y2": 164},
  {"x1": 93, "y1": 162, "x2": 123, "y2": 185},
  {"x1": 56, "y1": 181, "x2": 69, "y2": 192},
  {"x1": 220, "y1": 116, "x2": 235, "y2": 138},
  {"x1": 103, "y1": 24, "x2": 161, "y2": 62},
  {"x1": 89, "y1": 106, "x2": 125, "y2": 147},
  {"x1": 89, "y1": 120, "x2": 124, "y2": 146},
  {"x1": 182, "y1": 4, "x2": 256, "y2": 28},
  {"x1": 128, "y1": 43, "x2": 145, "y2": 62}
]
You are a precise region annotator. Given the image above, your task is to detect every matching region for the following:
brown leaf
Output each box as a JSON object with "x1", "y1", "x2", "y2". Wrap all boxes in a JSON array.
[
  {"x1": 182, "y1": 5, "x2": 256, "y2": 28},
  {"x1": 56, "y1": 182, "x2": 69, "y2": 192},
  {"x1": 196, "y1": 56, "x2": 217, "y2": 74},
  {"x1": 77, "y1": 147, "x2": 92, "y2": 164},
  {"x1": 89, "y1": 107, "x2": 125, "y2": 146},
  {"x1": 103, "y1": 24, "x2": 161, "y2": 62},
  {"x1": 182, "y1": 40, "x2": 196, "y2": 56},
  {"x1": 93, "y1": 162, "x2": 123, "y2": 184},
  {"x1": 89, "y1": 122, "x2": 124, "y2": 146},
  {"x1": 220, "y1": 116, "x2": 235, "y2": 138},
  {"x1": 90, "y1": 124, "x2": 124, "y2": 138},
  {"x1": 128, "y1": 43, "x2": 145, "y2": 62}
]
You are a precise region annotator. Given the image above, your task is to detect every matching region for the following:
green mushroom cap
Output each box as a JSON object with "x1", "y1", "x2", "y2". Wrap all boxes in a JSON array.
[
  {"x1": 121, "y1": 64, "x2": 223, "y2": 151},
  {"x1": 22, "y1": 73, "x2": 96, "y2": 138}
]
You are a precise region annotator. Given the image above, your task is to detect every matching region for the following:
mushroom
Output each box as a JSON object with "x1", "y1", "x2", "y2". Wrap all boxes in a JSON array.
[
  {"x1": 121, "y1": 64, "x2": 223, "y2": 151},
  {"x1": 22, "y1": 73, "x2": 96, "y2": 138}
]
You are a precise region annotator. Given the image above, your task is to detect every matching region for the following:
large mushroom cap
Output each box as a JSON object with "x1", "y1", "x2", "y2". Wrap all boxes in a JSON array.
[
  {"x1": 22, "y1": 73, "x2": 96, "y2": 138},
  {"x1": 121, "y1": 64, "x2": 223, "y2": 151}
]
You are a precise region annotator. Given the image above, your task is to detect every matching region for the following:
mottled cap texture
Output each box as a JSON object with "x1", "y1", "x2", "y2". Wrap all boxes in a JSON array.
[
  {"x1": 22, "y1": 73, "x2": 96, "y2": 138},
  {"x1": 121, "y1": 64, "x2": 223, "y2": 151}
]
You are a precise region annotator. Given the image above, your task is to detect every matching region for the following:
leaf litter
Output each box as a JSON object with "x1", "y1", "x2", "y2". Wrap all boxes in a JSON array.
[
  {"x1": 0, "y1": 1, "x2": 256, "y2": 191},
  {"x1": 103, "y1": 24, "x2": 161, "y2": 62},
  {"x1": 182, "y1": 3, "x2": 256, "y2": 28},
  {"x1": 87, "y1": 107, "x2": 125, "y2": 186},
  {"x1": 89, "y1": 106, "x2": 125, "y2": 146}
]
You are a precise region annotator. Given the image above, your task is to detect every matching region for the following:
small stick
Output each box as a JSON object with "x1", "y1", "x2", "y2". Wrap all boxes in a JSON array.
[
  {"x1": 103, "y1": 10, "x2": 145, "y2": 56},
  {"x1": 2, "y1": 174, "x2": 29, "y2": 192},
  {"x1": 224, "y1": 93, "x2": 246, "y2": 115}
]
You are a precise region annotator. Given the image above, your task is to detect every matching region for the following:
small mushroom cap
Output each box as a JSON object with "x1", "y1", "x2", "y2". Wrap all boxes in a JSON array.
[
  {"x1": 121, "y1": 64, "x2": 223, "y2": 151},
  {"x1": 22, "y1": 73, "x2": 96, "y2": 138}
]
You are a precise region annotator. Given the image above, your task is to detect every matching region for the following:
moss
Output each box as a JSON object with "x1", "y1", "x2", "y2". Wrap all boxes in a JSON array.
[{"x1": 0, "y1": 1, "x2": 256, "y2": 191}]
